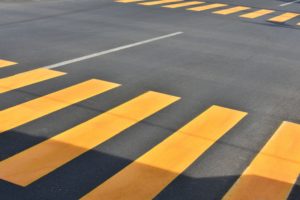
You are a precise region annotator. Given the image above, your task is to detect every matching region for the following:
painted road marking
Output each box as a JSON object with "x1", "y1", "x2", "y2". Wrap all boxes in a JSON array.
[
  {"x1": 116, "y1": 0, "x2": 145, "y2": 3},
  {"x1": 0, "y1": 68, "x2": 65, "y2": 94},
  {"x1": 223, "y1": 122, "x2": 300, "y2": 200},
  {"x1": 117, "y1": 0, "x2": 300, "y2": 26},
  {"x1": 0, "y1": 91, "x2": 179, "y2": 186},
  {"x1": 162, "y1": 1, "x2": 204, "y2": 8},
  {"x1": 139, "y1": 0, "x2": 183, "y2": 6},
  {"x1": 45, "y1": 32, "x2": 182, "y2": 69},
  {"x1": 187, "y1": 3, "x2": 227, "y2": 12},
  {"x1": 213, "y1": 6, "x2": 250, "y2": 15},
  {"x1": 81, "y1": 105, "x2": 247, "y2": 200},
  {"x1": 240, "y1": 9, "x2": 274, "y2": 19},
  {"x1": 268, "y1": 12, "x2": 300, "y2": 23},
  {"x1": 0, "y1": 79, "x2": 119, "y2": 134},
  {"x1": 0, "y1": 60, "x2": 17, "y2": 68},
  {"x1": 280, "y1": 0, "x2": 300, "y2": 7}
]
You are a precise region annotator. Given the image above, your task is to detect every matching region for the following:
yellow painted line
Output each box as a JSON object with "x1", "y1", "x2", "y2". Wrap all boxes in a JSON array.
[
  {"x1": 0, "y1": 91, "x2": 179, "y2": 186},
  {"x1": 81, "y1": 105, "x2": 247, "y2": 200},
  {"x1": 0, "y1": 59, "x2": 17, "y2": 68},
  {"x1": 162, "y1": 1, "x2": 204, "y2": 8},
  {"x1": 268, "y1": 12, "x2": 300, "y2": 23},
  {"x1": 139, "y1": 0, "x2": 183, "y2": 6},
  {"x1": 0, "y1": 68, "x2": 65, "y2": 94},
  {"x1": 187, "y1": 3, "x2": 227, "y2": 12},
  {"x1": 213, "y1": 6, "x2": 250, "y2": 15},
  {"x1": 115, "y1": 0, "x2": 145, "y2": 3},
  {"x1": 0, "y1": 79, "x2": 120, "y2": 134},
  {"x1": 240, "y1": 9, "x2": 274, "y2": 19},
  {"x1": 223, "y1": 122, "x2": 300, "y2": 200}
]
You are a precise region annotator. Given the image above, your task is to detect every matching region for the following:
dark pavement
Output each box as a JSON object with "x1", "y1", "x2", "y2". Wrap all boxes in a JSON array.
[{"x1": 0, "y1": 0, "x2": 300, "y2": 199}]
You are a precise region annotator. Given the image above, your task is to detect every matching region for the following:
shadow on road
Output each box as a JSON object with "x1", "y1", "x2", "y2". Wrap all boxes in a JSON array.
[
  {"x1": 242, "y1": 20, "x2": 300, "y2": 30},
  {"x1": 0, "y1": 130, "x2": 299, "y2": 200}
]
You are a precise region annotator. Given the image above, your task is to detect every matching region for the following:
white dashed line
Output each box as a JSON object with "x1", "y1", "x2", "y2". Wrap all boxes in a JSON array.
[
  {"x1": 45, "y1": 32, "x2": 183, "y2": 69},
  {"x1": 280, "y1": 0, "x2": 300, "y2": 7}
]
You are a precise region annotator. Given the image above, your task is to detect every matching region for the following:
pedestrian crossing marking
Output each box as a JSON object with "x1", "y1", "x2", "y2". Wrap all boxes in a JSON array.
[
  {"x1": 115, "y1": 0, "x2": 300, "y2": 26},
  {"x1": 213, "y1": 6, "x2": 250, "y2": 15},
  {"x1": 0, "y1": 91, "x2": 179, "y2": 186},
  {"x1": 139, "y1": 0, "x2": 183, "y2": 6},
  {"x1": 240, "y1": 9, "x2": 274, "y2": 19},
  {"x1": 268, "y1": 12, "x2": 300, "y2": 23},
  {"x1": 116, "y1": 0, "x2": 145, "y2": 3},
  {"x1": 223, "y1": 122, "x2": 300, "y2": 200},
  {"x1": 187, "y1": 3, "x2": 227, "y2": 12},
  {"x1": 0, "y1": 79, "x2": 119, "y2": 134},
  {"x1": 0, "y1": 68, "x2": 65, "y2": 94},
  {"x1": 162, "y1": 1, "x2": 204, "y2": 8},
  {"x1": 81, "y1": 105, "x2": 247, "y2": 200},
  {"x1": 0, "y1": 59, "x2": 17, "y2": 68}
]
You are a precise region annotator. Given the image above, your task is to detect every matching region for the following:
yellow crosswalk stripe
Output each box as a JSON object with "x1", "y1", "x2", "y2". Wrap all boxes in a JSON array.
[
  {"x1": 187, "y1": 3, "x2": 227, "y2": 12},
  {"x1": 213, "y1": 6, "x2": 250, "y2": 15},
  {"x1": 0, "y1": 59, "x2": 17, "y2": 68},
  {"x1": 0, "y1": 79, "x2": 119, "y2": 134},
  {"x1": 0, "y1": 91, "x2": 179, "y2": 186},
  {"x1": 81, "y1": 105, "x2": 247, "y2": 200},
  {"x1": 0, "y1": 68, "x2": 65, "y2": 94},
  {"x1": 223, "y1": 122, "x2": 300, "y2": 200},
  {"x1": 115, "y1": 0, "x2": 145, "y2": 3},
  {"x1": 139, "y1": 0, "x2": 183, "y2": 6},
  {"x1": 268, "y1": 12, "x2": 300, "y2": 23},
  {"x1": 240, "y1": 9, "x2": 274, "y2": 19},
  {"x1": 162, "y1": 1, "x2": 204, "y2": 8}
]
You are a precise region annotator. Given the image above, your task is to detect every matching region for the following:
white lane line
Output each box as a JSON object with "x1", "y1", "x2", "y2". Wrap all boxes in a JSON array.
[
  {"x1": 280, "y1": 0, "x2": 300, "y2": 6},
  {"x1": 45, "y1": 32, "x2": 183, "y2": 69}
]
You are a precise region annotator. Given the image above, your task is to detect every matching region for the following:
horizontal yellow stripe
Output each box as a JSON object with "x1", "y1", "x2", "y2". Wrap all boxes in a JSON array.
[
  {"x1": 223, "y1": 122, "x2": 300, "y2": 200},
  {"x1": 240, "y1": 9, "x2": 274, "y2": 19},
  {"x1": 81, "y1": 105, "x2": 247, "y2": 200},
  {"x1": 139, "y1": 0, "x2": 183, "y2": 6},
  {"x1": 0, "y1": 68, "x2": 65, "y2": 94},
  {"x1": 213, "y1": 6, "x2": 250, "y2": 15},
  {"x1": 187, "y1": 3, "x2": 227, "y2": 11},
  {"x1": 0, "y1": 91, "x2": 179, "y2": 186},
  {"x1": 162, "y1": 1, "x2": 204, "y2": 8},
  {"x1": 0, "y1": 79, "x2": 119, "y2": 134},
  {"x1": 0, "y1": 59, "x2": 17, "y2": 68},
  {"x1": 115, "y1": 0, "x2": 144, "y2": 3},
  {"x1": 268, "y1": 12, "x2": 300, "y2": 23}
]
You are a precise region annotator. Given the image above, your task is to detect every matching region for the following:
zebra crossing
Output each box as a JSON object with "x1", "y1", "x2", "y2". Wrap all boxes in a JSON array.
[
  {"x1": 0, "y1": 59, "x2": 17, "y2": 68},
  {"x1": 0, "y1": 58, "x2": 300, "y2": 199},
  {"x1": 0, "y1": 68, "x2": 65, "y2": 94},
  {"x1": 115, "y1": 0, "x2": 300, "y2": 26}
]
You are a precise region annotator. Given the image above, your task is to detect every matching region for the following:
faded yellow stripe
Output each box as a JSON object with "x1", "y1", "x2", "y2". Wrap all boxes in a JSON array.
[
  {"x1": 0, "y1": 59, "x2": 17, "y2": 68},
  {"x1": 240, "y1": 9, "x2": 274, "y2": 19},
  {"x1": 139, "y1": 0, "x2": 183, "y2": 6},
  {"x1": 214, "y1": 6, "x2": 250, "y2": 15},
  {"x1": 0, "y1": 91, "x2": 179, "y2": 186},
  {"x1": 81, "y1": 105, "x2": 247, "y2": 200},
  {"x1": 223, "y1": 122, "x2": 300, "y2": 200},
  {"x1": 115, "y1": 0, "x2": 144, "y2": 3},
  {"x1": 0, "y1": 68, "x2": 65, "y2": 94},
  {"x1": 187, "y1": 3, "x2": 227, "y2": 11},
  {"x1": 268, "y1": 12, "x2": 300, "y2": 23},
  {"x1": 0, "y1": 79, "x2": 119, "y2": 134},
  {"x1": 162, "y1": 1, "x2": 204, "y2": 8}
]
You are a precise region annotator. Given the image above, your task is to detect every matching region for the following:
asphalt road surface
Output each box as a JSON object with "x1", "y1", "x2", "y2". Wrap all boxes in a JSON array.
[{"x1": 0, "y1": 0, "x2": 300, "y2": 199}]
